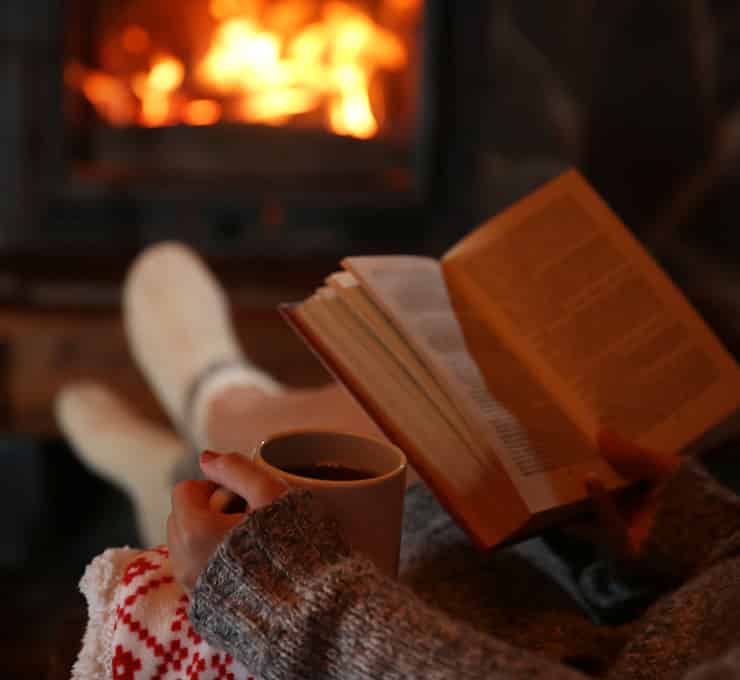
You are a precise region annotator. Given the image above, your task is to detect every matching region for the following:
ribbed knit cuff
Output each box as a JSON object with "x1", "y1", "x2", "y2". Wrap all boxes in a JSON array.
[
  {"x1": 639, "y1": 458, "x2": 740, "y2": 583},
  {"x1": 181, "y1": 356, "x2": 283, "y2": 449},
  {"x1": 188, "y1": 489, "x2": 351, "y2": 674}
]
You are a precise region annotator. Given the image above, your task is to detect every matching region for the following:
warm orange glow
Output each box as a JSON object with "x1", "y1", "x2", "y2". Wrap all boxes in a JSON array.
[
  {"x1": 125, "y1": 56, "x2": 186, "y2": 127},
  {"x1": 198, "y1": 20, "x2": 287, "y2": 93},
  {"x1": 384, "y1": 0, "x2": 422, "y2": 12},
  {"x1": 239, "y1": 87, "x2": 319, "y2": 122},
  {"x1": 121, "y1": 26, "x2": 151, "y2": 55},
  {"x1": 148, "y1": 56, "x2": 185, "y2": 92},
  {"x1": 329, "y1": 89, "x2": 377, "y2": 138},
  {"x1": 209, "y1": 0, "x2": 236, "y2": 20},
  {"x1": 184, "y1": 99, "x2": 222, "y2": 125},
  {"x1": 70, "y1": 0, "x2": 416, "y2": 138},
  {"x1": 81, "y1": 71, "x2": 137, "y2": 126},
  {"x1": 139, "y1": 95, "x2": 171, "y2": 127},
  {"x1": 210, "y1": 0, "x2": 262, "y2": 20}
]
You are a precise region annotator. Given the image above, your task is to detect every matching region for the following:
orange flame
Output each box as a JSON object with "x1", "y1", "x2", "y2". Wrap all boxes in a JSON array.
[{"x1": 70, "y1": 0, "x2": 414, "y2": 138}]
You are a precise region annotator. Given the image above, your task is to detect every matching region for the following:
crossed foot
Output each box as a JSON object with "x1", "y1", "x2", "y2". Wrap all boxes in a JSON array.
[{"x1": 55, "y1": 242, "x2": 383, "y2": 546}]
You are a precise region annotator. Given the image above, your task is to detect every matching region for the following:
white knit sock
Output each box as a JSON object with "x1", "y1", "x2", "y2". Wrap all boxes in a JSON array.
[
  {"x1": 55, "y1": 382, "x2": 188, "y2": 547},
  {"x1": 123, "y1": 241, "x2": 282, "y2": 442}
]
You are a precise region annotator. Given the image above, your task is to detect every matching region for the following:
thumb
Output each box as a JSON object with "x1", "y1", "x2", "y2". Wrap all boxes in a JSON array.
[{"x1": 199, "y1": 451, "x2": 288, "y2": 510}]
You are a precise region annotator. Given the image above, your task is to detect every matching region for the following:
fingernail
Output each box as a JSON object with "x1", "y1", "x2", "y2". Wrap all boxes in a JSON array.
[{"x1": 200, "y1": 450, "x2": 220, "y2": 464}]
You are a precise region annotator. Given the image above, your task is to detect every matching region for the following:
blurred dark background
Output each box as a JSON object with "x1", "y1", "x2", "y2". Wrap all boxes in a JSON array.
[{"x1": 2, "y1": 1, "x2": 740, "y2": 677}]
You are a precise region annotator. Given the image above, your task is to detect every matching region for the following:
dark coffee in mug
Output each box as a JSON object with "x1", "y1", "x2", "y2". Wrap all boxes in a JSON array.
[{"x1": 280, "y1": 462, "x2": 376, "y2": 481}]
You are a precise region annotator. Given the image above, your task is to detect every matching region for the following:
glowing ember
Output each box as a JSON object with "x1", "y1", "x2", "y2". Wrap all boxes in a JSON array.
[
  {"x1": 68, "y1": 0, "x2": 417, "y2": 139},
  {"x1": 183, "y1": 99, "x2": 223, "y2": 125}
]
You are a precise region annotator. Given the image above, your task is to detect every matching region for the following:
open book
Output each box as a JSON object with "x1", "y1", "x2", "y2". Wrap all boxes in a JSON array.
[{"x1": 281, "y1": 169, "x2": 740, "y2": 550}]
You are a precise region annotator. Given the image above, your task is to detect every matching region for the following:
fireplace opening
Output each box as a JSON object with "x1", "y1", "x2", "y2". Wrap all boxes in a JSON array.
[
  {"x1": 57, "y1": 0, "x2": 433, "y2": 259},
  {"x1": 67, "y1": 0, "x2": 419, "y2": 140}
]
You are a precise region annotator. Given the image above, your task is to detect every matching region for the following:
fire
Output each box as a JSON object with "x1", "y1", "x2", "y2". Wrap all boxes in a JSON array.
[{"x1": 69, "y1": 0, "x2": 416, "y2": 139}]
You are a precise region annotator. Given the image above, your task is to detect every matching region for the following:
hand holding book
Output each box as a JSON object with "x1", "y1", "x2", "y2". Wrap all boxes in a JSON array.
[
  {"x1": 586, "y1": 430, "x2": 680, "y2": 567},
  {"x1": 283, "y1": 169, "x2": 740, "y2": 550}
]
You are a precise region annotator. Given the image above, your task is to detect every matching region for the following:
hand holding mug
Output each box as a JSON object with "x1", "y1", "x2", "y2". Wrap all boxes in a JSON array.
[
  {"x1": 585, "y1": 430, "x2": 680, "y2": 566},
  {"x1": 167, "y1": 452, "x2": 288, "y2": 592},
  {"x1": 168, "y1": 431, "x2": 407, "y2": 593}
]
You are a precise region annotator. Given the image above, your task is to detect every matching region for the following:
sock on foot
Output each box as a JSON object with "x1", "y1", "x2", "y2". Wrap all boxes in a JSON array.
[
  {"x1": 55, "y1": 382, "x2": 188, "y2": 547},
  {"x1": 123, "y1": 241, "x2": 282, "y2": 445}
]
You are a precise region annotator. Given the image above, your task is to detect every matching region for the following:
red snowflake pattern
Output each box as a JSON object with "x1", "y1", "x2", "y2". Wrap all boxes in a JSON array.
[
  {"x1": 104, "y1": 547, "x2": 252, "y2": 680},
  {"x1": 112, "y1": 645, "x2": 142, "y2": 680},
  {"x1": 122, "y1": 555, "x2": 161, "y2": 585}
]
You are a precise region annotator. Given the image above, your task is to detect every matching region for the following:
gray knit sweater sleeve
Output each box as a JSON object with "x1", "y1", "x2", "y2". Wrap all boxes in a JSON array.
[
  {"x1": 188, "y1": 489, "x2": 586, "y2": 680},
  {"x1": 637, "y1": 457, "x2": 740, "y2": 583}
]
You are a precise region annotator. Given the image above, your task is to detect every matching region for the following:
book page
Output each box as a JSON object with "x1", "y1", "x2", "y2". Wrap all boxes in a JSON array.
[
  {"x1": 292, "y1": 290, "x2": 532, "y2": 548},
  {"x1": 324, "y1": 273, "x2": 482, "y2": 458},
  {"x1": 342, "y1": 256, "x2": 619, "y2": 512},
  {"x1": 342, "y1": 257, "x2": 530, "y2": 478},
  {"x1": 443, "y1": 169, "x2": 740, "y2": 454}
]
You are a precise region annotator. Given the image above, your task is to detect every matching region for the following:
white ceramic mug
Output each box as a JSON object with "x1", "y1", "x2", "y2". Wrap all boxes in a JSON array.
[{"x1": 253, "y1": 430, "x2": 407, "y2": 577}]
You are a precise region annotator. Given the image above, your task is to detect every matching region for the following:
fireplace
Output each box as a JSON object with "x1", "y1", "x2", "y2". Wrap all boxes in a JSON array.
[
  {"x1": 1, "y1": 0, "x2": 498, "y2": 278},
  {"x1": 1, "y1": 1, "x2": 576, "y2": 292},
  {"x1": 58, "y1": 0, "x2": 428, "y2": 256},
  {"x1": 67, "y1": 1, "x2": 419, "y2": 138}
]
